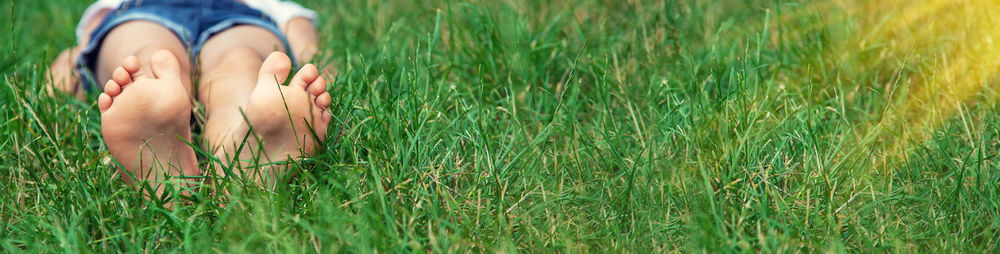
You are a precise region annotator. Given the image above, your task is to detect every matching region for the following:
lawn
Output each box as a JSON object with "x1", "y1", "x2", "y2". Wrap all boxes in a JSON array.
[{"x1": 3, "y1": 0, "x2": 1000, "y2": 252}]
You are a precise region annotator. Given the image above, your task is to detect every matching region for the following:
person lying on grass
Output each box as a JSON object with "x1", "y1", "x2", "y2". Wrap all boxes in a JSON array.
[{"x1": 46, "y1": 0, "x2": 332, "y2": 200}]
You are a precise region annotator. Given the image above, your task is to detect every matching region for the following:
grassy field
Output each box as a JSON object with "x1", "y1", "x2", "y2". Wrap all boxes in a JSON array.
[{"x1": 3, "y1": 0, "x2": 1000, "y2": 252}]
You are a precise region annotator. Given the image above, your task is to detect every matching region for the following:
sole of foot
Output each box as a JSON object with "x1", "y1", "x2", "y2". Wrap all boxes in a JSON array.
[
  {"x1": 99, "y1": 49, "x2": 200, "y2": 202},
  {"x1": 216, "y1": 51, "x2": 332, "y2": 189}
]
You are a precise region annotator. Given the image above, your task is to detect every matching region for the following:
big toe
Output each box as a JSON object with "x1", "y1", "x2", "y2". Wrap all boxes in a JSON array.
[
  {"x1": 258, "y1": 52, "x2": 292, "y2": 85},
  {"x1": 150, "y1": 50, "x2": 182, "y2": 79}
]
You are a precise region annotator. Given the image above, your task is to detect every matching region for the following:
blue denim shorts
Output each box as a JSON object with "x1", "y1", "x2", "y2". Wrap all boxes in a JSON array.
[{"x1": 76, "y1": 0, "x2": 295, "y2": 93}]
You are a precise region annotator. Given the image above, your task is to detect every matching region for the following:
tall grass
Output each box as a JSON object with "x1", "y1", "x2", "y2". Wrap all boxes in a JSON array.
[{"x1": 2, "y1": 0, "x2": 1000, "y2": 252}]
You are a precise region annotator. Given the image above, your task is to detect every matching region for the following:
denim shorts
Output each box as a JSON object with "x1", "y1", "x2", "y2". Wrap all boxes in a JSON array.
[{"x1": 76, "y1": 0, "x2": 295, "y2": 93}]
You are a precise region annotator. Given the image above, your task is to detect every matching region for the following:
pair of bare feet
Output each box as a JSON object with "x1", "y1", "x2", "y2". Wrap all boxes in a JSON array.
[{"x1": 97, "y1": 50, "x2": 330, "y2": 198}]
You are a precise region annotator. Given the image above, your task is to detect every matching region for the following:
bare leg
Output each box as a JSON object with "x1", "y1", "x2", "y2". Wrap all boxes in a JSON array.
[
  {"x1": 95, "y1": 21, "x2": 199, "y2": 200},
  {"x1": 197, "y1": 26, "x2": 331, "y2": 188},
  {"x1": 198, "y1": 26, "x2": 284, "y2": 156}
]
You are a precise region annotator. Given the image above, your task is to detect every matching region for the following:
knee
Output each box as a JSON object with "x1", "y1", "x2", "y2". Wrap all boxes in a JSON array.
[
  {"x1": 136, "y1": 45, "x2": 184, "y2": 61},
  {"x1": 220, "y1": 46, "x2": 262, "y2": 62},
  {"x1": 136, "y1": 46, "x2": 190, "y2": 72},
  {"x1": 208, "y1": 46, "x2": 264, "y2": 71}
]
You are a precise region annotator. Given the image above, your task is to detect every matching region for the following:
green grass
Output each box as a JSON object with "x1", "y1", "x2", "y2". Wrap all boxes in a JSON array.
[{"x1": 4, "y1": 0, "x2": 1000, "y2": 252}]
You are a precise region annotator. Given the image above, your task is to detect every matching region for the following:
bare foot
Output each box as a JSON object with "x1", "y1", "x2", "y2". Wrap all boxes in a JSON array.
[
  {"x1": 99, "y1": 50, "x2": 200, "y2": 199},
  {"x1": 216, "y1": 52, "x2": 331, "y2": 188}
]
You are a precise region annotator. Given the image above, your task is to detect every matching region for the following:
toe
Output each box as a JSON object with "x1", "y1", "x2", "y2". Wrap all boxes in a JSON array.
[
  {"x1": 307, "y1": 76, "x2": 327, "y2": 96},
  {"x1": 289, "y1": 64, "x2": 319, "y2": 89},
  {"x1": 122, "y1": 56, "x2": 141, "y2": 73},
  {"x1": 112, "y1": 66, "x2": 132, "y2": 86},
  {"x1": 258, "y1": 52, "x2": 292, "y2": 85},
  {"x1": 323, "y1": 111, "x2": 333, "y2": 122},
  {"x1": 150, "y1": 50, "x2": 182, "y2": 79},
  {"x1": 315, "y1": 92, "x2": 331, "y2": 108},
  {"x1": 98, "y1": 93, "x2": 113, "y2": 113},
  {"x1": 104, "y1": 80, "x2": 122, "y2": 96},
  {"x1": 122, "y1": 56, "x2": 146, "y2": 81},
  {"x1": 310, "y1": 103, "x2": 332, "y2": 138}
]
